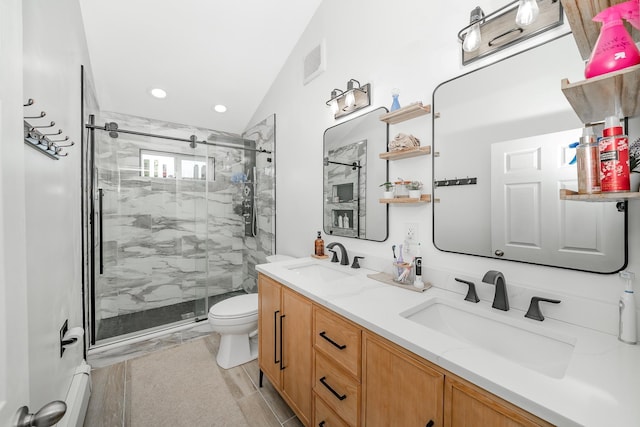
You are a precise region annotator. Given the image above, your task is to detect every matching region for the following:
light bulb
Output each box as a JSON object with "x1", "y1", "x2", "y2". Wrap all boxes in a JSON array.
[
  {"x1": 516, "y1": 0, "x2": 539, "y2": 27},
  {"x1": 462, "y1": 7, "x2": 484, "y2": 53},
  {"x1": 329, "y1": 99, "x2": 339, "y2": 114},
  {"x1": 462, "y1": 23, "x2": 481, "y2": 52},
  {"x1": 345, "y1": 91, "x2": 356, "y2": 108}
]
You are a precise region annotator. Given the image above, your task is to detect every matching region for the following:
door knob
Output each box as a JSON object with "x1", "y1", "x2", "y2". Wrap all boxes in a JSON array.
[{"x1": 14, "y1": 400, "x2": 66, "y2": 427}]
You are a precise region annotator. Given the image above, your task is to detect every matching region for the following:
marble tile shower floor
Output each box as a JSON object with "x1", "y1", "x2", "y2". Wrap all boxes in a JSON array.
[
  {"x1": 84, "y1": 332, "x2": 302, "y2": 427},
  {"x1": 96, "y1": 290, "x2": 247, "y2": 341}
]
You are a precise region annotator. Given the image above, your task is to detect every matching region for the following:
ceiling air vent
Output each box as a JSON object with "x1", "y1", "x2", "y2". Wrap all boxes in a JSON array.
[{"x1": 303, "y1": 40, "x2": 325, "y2": 85}]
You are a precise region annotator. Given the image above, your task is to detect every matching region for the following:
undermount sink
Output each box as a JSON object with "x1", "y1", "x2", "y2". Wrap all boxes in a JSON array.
[
  {"x1": 286, "y1": 262, "x2": 355, "y2": 281},
  {"x1": 401, "y1": 298, "x2": 576, "y2": 379}
]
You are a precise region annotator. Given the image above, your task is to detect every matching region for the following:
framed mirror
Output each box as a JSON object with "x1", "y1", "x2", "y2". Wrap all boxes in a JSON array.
[
  {"x1": 323, "y1": 107, "x2": 389, "y2": 241},
  {"x1": 432, "y1": 34, "x2": 627, "y2": 273}
]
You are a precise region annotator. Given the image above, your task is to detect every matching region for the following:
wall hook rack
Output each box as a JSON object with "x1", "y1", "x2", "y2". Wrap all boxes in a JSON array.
[
  {"x1": 434, "y1": 177, "x2": 478, "y2": 187},
  {"x1": 23, "y1": 98, "x2": 74, "y2": 160}
]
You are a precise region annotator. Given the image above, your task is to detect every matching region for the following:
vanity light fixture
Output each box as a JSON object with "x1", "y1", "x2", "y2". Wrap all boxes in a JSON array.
[
  {"x1": 325, "y1": 79, "x2": 371, "y2": 120},
  {"x1": 458, "y1": 0, "x2": 563, "y2": 65}
]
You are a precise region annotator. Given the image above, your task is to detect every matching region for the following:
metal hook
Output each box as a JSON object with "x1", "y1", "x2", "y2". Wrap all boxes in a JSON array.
[
  {"x1": 47, "y1": 136, "x2": 69, "y2": 143},
  {"x1": 30, "y1": 121, "x2": 55, "y2": 129},
  {"x1": 25, "y1": 111, "x2": 46, "y2": 119},
  {"x1": 41, "y1": 129, "x2": 63, "y2": 136},
  {"x1": 23, "y1": 99, "x2": 35, "y2": 107},
  {"x1": 56, "y1": 141, "x2": 75, "y2": 148},
  {"x1": 54, "y1": 147, "x2": 69, "y2": 156}
]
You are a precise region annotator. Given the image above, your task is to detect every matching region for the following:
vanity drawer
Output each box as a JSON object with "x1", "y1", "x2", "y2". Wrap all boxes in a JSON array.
[
  {"x1": 314, "y1": 352, "x2": 360, "y2": 427},
  {"x1": 314, "y1": 394, "x2": 350, "y2": 427},
  {"x1": 314, "y1": 306, "x2": 361, "y2": 378}
]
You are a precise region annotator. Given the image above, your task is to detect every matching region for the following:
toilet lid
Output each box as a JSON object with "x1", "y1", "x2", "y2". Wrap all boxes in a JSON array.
[{"x1": 209, "y1": 293, "x2": 258, "y2": 319}]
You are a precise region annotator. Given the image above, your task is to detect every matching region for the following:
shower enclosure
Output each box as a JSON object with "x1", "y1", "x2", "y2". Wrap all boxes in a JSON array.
[{"x1": 85, "y1": 112, "x2": 275, "y2": 345}]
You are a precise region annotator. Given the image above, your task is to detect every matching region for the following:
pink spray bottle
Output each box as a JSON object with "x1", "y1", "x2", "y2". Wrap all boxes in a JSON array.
[{"x1": 584, "y1": 0, "x2": 640, "y2": 78}]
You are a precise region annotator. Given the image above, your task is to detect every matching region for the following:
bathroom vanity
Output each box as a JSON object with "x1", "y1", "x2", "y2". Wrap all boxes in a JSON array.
[{"x1": 256, "y1": 258, "x2": 640, "y2": 427}]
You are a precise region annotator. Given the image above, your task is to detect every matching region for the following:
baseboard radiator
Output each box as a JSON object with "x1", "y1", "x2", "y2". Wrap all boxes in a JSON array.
[{"x1": 57, "y1": 361, "x2": 92, "y2": 427}]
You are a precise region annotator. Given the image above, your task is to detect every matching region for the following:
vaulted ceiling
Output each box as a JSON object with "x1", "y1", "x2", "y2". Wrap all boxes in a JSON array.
[{"x1": 79, "y1": 0, "x2": 322, "y2": 134}]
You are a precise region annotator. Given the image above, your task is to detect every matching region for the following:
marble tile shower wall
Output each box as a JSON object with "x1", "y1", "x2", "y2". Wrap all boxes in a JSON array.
[
  {"x1": 242, "y1": 114, "x2": 276, "y2": 291},
  {"x1": 94, "y1": 112, "x2": 275, "y2": 325}
]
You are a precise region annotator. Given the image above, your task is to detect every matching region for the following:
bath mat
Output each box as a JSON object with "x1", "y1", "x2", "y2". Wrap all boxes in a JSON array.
[{"x1": 128, "y1": 337, "x2": 249, "y2": 426}]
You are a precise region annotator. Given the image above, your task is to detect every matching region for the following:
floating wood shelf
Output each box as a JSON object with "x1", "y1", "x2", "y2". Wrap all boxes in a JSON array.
[
  {"x1": 379, "y1": 102, "x2": 431, "y2": 124},
  {"x1": 561, "y1": 65, "x2": 640, "y2": 124},
  {"x1": 561, "y1": 0, "x2": 640, "y2": 61},
  {"x1": 560, "y1": 189, "x2": 640, "y2": 202},
  {"x1": 380, "y1": 194, "x2": 431, "y2": 204},
  {"x1": 379, "y1": 146, "x2": 431, "y2": 160}
]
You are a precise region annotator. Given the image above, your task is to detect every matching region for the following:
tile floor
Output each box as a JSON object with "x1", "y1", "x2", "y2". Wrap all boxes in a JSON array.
[{"x1": 84, "y1": 324, "x2": 301, "y2": 426}]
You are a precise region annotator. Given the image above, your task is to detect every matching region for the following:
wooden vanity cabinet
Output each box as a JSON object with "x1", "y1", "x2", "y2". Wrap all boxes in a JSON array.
[
  {"x1": 362, "y1": 332, "x2": 444, "y2": 427},
  {"x1": 258, "y1": 274, "x2": 312, "y2": 426},
  {"x1": 259, "y1": 274, "x2": 554, "y2": 427},
  {"x1": 444, "y1": 375, "x2": 554, "y2": 427}
]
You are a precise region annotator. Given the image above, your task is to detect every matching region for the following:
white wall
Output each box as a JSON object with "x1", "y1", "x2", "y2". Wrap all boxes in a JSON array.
[
  {"x1": 22, "y1": 0, "x2": 93, "y2": 408},
  {"x1": 250, "y1": 0, "x2": 639, "y2": 336}
]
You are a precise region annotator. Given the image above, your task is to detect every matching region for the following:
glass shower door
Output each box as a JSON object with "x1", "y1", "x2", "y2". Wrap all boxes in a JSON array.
[{"x1": 92, "y1": 129, "x2": 209, "y2": 344}]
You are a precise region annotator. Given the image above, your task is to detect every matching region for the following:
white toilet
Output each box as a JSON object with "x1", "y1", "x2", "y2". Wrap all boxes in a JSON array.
[{"x1": 208, "y1": 254, "x2": 293, "y2": 369}]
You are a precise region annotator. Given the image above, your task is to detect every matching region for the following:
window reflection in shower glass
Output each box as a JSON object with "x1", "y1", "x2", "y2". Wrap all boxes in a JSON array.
[{"x1": 140, "y1": 149, "x2": 215, "y2": 180}]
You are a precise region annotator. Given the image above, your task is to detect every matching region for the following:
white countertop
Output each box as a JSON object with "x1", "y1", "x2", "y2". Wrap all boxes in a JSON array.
[{"x1": 256, "y1": 257, "x2": 640, "y2": 427}]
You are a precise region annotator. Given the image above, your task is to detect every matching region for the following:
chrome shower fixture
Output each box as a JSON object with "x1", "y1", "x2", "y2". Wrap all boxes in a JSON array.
[{"x1": 106, "y1": 122, "x2": 119, "y2": 138}]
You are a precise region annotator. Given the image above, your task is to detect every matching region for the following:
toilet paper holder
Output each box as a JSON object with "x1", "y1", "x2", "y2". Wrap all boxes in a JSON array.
[{"x1": 59, "y1": 320, "x2": 84, "y2": 357}]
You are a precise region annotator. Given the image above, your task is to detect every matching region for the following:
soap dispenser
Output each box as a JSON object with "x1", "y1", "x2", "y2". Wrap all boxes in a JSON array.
[
  {"x1": 314, "y1": 231, "x2": 325, "y2": 257},
  {"x1": 618, "y1": 270, "x2": 637, "y2": 345}
]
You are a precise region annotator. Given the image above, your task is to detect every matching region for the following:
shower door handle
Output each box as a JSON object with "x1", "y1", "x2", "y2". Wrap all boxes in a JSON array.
[{"x1": 98, "y1": 188, "x2": 104, "y2": 274}]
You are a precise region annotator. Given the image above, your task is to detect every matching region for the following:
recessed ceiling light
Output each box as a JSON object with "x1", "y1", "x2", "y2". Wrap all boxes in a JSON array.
[
  {"x1": 214, "y1": 104, "x2": 227, "y2": 113},
  {"x1": 150, "y1": 88, "x2": 167, "y2": 99}
]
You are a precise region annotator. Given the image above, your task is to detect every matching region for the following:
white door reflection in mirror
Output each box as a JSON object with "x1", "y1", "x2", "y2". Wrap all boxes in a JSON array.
[{"x1": 491, "y1": 129, "x2": 625, "y2": 271}]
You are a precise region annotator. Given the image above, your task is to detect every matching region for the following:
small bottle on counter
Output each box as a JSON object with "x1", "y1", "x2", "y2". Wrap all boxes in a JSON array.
[
  {"x1": 576, "y1": 126, "x2": 601, "y2": 194},
  {"x1": 413, "y1": 243, "x2": 424, "y2": 289},
  {"x1": 314, "y1": 231, "x2": 325, "y2": 257},
  {"x1": 618, "y1": 270, "x2": 637, "y2": 344}
]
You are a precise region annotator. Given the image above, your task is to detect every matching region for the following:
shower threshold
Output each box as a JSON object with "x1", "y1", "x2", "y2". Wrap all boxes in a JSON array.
[{"x1": 95, "y1": 290, "x2": 247, "y2": 342}]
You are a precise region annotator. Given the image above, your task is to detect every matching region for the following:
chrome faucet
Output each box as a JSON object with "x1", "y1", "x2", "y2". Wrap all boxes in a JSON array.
[
  {"x1": 326, "y1": 242, "x2": 349, "y2": 266},
  {"x1": 482, "y1": 270, "x2": 509, "y2": 311}
]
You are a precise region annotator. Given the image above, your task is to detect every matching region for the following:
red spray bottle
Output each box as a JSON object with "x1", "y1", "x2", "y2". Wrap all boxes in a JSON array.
[{"x1": 585, "y1": 0, "x2": 640, "y2": 78}]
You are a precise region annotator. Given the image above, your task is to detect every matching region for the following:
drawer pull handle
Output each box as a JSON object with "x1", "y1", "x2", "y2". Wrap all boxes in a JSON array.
[
  {"x1": 318, "y1": 422, "x2": 325, "y2": 427},
  {"x1": 319, "y1": 331, "x2": 347, "y2": 350},
  {"x1": 319, "y1": 376, "x2": 346, "y2": 401},
  {"x1": 426, "y1": 421, "x2": 434, "y2": 427}
]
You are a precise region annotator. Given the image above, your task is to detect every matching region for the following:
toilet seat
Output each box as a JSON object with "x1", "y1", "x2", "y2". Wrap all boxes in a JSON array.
[{"x1": 208, "y1": 293, "x2": 258, "y2": 320}]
